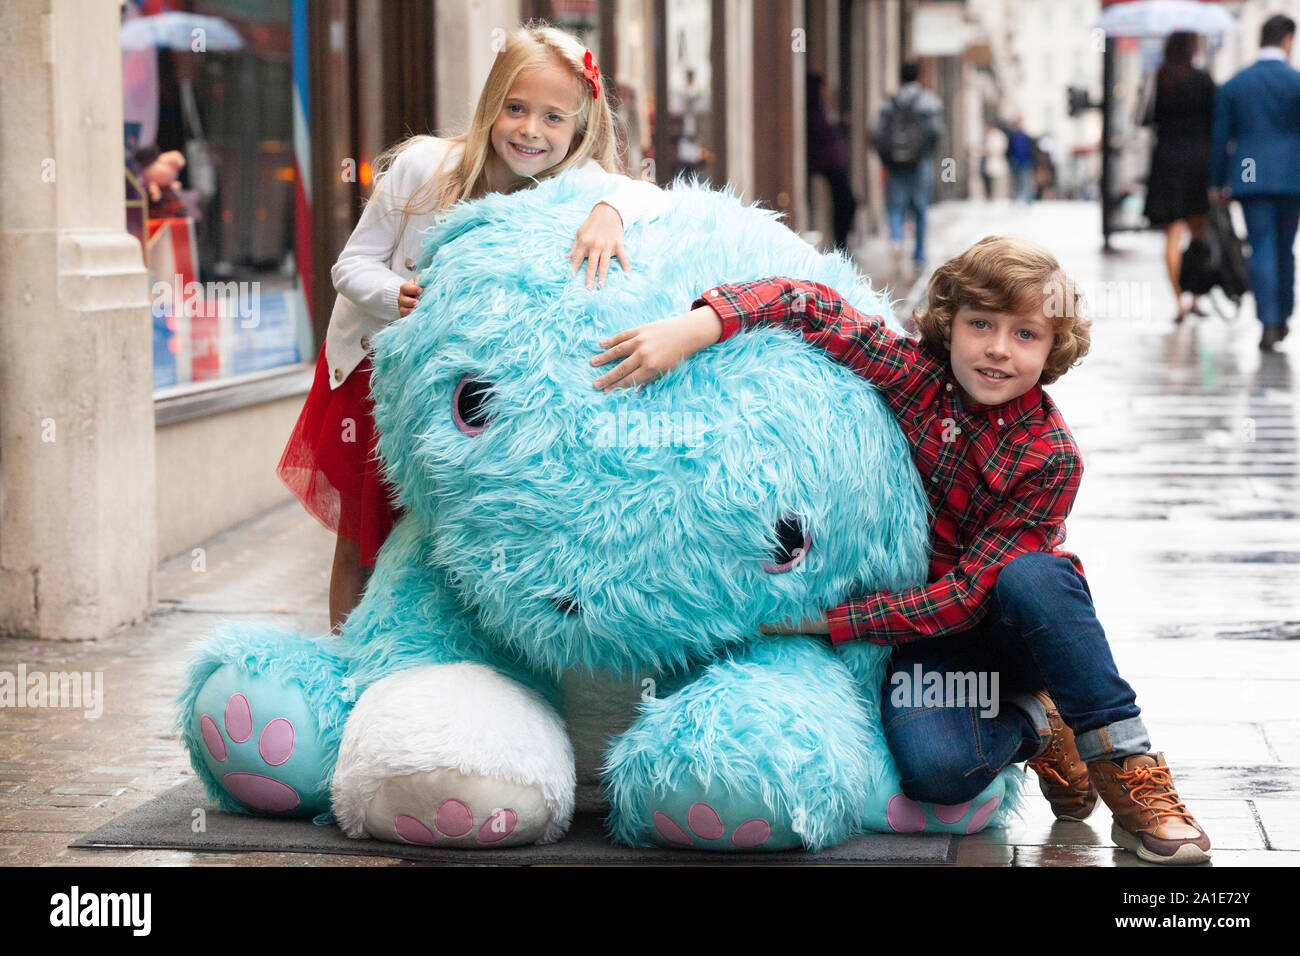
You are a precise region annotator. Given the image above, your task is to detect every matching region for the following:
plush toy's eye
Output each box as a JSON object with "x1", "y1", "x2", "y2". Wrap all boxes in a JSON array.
[
  {"x1": 762, "y1": 513, "x2": 811, "y2": 573},
  {"x1": 453, "y1": 375, "x2": 495, "y2": 435}
]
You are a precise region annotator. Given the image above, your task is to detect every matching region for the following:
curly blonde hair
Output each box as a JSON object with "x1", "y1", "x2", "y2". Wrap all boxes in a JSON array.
[{"x1": 914, "y1": 236, "x2": 1091, "y2": 385}]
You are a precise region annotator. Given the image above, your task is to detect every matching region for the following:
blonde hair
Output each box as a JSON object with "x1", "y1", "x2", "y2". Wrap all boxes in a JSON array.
[
  {"x1": 370, "y1": 22, "x2": 623, "y2": 233},
  {"x1": 914, "y1": 236, "x2": 1091, "y2": 385}
]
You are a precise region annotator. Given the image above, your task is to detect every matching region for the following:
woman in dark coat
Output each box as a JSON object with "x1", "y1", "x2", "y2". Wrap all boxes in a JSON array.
[
  {"x1": 1142, "y1": 31, "x2": 1216, "y2": 322},
  {"x1": 807, "y1": 74, "x2": 858, "y2": 252}
]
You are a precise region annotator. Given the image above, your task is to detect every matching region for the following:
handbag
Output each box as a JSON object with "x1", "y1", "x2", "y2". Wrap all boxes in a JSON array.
[
  {"x1": 1179, "y1": 204, "x2": 1252, "y2": 309},
  {"x1": 1209, "y1": 204, "x2": 1250, "y2": 302}
]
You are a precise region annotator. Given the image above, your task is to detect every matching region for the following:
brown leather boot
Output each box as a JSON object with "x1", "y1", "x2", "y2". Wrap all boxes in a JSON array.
[
  {"x1": 1024, "y1": 690, "x2": 1098, "y2": 822},
  {"x1": 1089, "y1": 753, "x2": 1211, "y2": 865}
]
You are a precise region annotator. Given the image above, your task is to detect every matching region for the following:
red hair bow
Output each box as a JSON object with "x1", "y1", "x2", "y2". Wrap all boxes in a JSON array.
[{"x1": 582, "y1": 49, "x2": 601, "y2": 100}]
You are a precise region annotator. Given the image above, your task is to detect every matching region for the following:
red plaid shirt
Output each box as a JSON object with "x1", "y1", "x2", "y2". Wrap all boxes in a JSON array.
[{"x1": 695, "y1": 277, "x2": 1085, "y2": 647}]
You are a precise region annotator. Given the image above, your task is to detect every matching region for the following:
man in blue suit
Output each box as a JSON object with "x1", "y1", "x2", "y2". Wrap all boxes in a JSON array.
[{"x1": 1211, "y1": 14, "x2": 1300, "y2": 351}]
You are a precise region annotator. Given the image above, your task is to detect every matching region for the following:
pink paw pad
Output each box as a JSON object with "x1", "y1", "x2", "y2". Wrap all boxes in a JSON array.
[
  {"x1": 394, "y1": 813, "x2": 438, "y2": 845},
  {"x1": 433, "y1": 798, "x2": 473, "y2": 837},
  {"x1": 200, "y1": 714, "x2": 226, "y2": 762},
  {"x1": 258, "y1": 718, "x2": 295, "y2": 766},
  {"x1": 224, "y1": 693, "x2": 253, "y2": 743},
  {"x1": 965, "y1": 795, "x2": 1000, "y2": 834},
  {"x1": 653, "y1": 811, "x2": 693, "y2": 846},
  {"x1": 223, "y1": 772, "x2": 300, "y2": 812},
  {"x1": 477, "y1": 808, "x2": 518, "y2": 844},
  {"x1": 731, "y1": 819, "x2": 772, "y2": 848},
  {"x1": 687, "y1": 802, "x2": 724, "y2": 840},
  {"x1": 934, "y1": 800, "x2": 971, "y2": 825},
  {"x1": 886, "y1": 793, "x2": 927, "y2": 833},
  {"x1": 652, "y1": 805, "x2": 774, "y2": 848}
]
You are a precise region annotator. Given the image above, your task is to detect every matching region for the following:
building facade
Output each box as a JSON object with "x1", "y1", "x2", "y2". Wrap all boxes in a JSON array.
[{"x1": 4, "y1": 0, "x2": 1110, "y2": 640}]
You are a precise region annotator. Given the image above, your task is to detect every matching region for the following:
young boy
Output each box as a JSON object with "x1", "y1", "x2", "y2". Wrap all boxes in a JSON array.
[{"x1": 589, "y1": 236, "x2": 1211, "y2": 865}]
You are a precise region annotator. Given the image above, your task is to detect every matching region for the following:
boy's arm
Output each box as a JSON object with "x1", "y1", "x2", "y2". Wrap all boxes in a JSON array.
[
  {"x1": 825, "y1": 452, "x2": 1083, "y2": 646},
  {"x1": 693, "y1": 277, "x2": 922, "y2": 396}
]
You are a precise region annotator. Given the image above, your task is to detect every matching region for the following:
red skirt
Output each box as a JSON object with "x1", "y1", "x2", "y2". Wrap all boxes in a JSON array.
[{"x1": 276, "y1": 343, "x2": 400, "y2": 567}]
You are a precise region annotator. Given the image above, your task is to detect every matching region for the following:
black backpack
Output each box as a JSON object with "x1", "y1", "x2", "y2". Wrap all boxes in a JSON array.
[{"x1": 874, "y1": 94, "x2": 932, "y2": 168}]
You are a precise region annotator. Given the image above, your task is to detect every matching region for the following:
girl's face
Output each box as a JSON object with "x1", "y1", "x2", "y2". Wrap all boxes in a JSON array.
[{"x1": 488, "y1": 64, "x2": 582, "y2": 187}]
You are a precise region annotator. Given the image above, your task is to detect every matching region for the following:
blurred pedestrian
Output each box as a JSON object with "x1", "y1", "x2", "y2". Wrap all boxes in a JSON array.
[
  {"x1": 1006, "y1": 120, "x2": 1036, "y2": 203},
  {"x1": 1142, "y1": 31, "x2": 1215, "y2": 324},
  {"x1": 807, "y1": 73, "x2": 858, "y2": 252},
  {"x1": 1211, "y1": 14, "x2": 1300, "y2": 350},
  {"x1": 981, "y1": 121, "x2": 1009, "y2": 200},
  {"x1": 1034, "y1": 134, "x2": 1058, "y2": 199},
  {"x1": 872, "y1": 61, "x2": 944, "y2": 275}
]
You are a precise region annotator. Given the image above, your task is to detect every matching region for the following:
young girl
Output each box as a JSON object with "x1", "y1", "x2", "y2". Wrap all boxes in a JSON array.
[{"x1": 277, "y1": 24, "x2": 666, "y2": 632}]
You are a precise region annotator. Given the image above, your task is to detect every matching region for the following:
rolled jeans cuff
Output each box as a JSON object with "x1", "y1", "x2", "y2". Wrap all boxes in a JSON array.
[
  {"x1": 1074, "y1": 715, "x2": 1151, "y2": 763},
  {"x1": 1008, "y1": 692, "x2": 1051, "y2": 759}
]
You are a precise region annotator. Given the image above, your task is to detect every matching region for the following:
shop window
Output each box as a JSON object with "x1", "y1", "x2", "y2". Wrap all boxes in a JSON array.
[{"x1": 122, "y1": 0, "x2": 313, "y2": 393}]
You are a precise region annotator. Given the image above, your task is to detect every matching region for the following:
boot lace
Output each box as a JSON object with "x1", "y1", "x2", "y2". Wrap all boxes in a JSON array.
[
  {"x1": 1027, "y1": 755, "x2": 1071, "y2": 788},
  {"x1": 1116, "y1": 764, "x2": 1195, "y2": 824}
]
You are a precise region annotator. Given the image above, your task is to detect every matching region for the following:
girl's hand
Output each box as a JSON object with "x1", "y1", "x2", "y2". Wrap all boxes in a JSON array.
[
  {"x1": 569, "y1": 202, "x2": 630, "y2": 289},
  {"x1": 759, "y1": 612, "x2": 831, "y2": 636},
  {"x1": 590, "y1": 305, "x2": 723, "y2": 390},
  {"x1": 397, "y1": 280, "x2": 423, "y2": 317}
]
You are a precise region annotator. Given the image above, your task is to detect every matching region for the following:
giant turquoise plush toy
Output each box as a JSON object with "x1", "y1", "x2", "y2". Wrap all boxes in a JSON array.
[{"x1": 178, "y1": 172, "x2": 1024, "y2": 851}]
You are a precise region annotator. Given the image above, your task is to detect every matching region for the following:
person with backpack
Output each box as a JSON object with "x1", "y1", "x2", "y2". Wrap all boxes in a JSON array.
[{"x1": 872, "y1": 61, "x2": 944, "y2": 277}]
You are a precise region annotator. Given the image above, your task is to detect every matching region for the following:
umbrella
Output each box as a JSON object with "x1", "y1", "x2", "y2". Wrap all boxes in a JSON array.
[
  {"x1": 121, "y1": 11, "x2": 245, "y2": 52},
  {"x1": 1095, "y1": 0, "x2": 1239, "y2": 37}
]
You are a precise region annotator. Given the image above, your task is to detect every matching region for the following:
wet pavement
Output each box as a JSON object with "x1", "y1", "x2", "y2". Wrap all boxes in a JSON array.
[{"x1": 1, "y1": 199, "x2": 1297, "y2": 866}]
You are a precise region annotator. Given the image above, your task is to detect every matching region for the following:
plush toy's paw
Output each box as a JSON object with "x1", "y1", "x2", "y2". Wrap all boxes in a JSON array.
[
  {"x1": 605, "y1": 640, "x2": 877, "y2": 851},
  {"x1": 191, "y1": 664, "x2": 332, "y2": 817},
  {"x1": 646, "y1": 785, "x2": 802, "y2": 851},
  {"x1": 859, "y1": 770, "x2": 1020, "y2": 835},
  {"x1": 359, "y1": 767, "x2": 553, "y2": 848},
  {"x1": 331, "y1": 662, "x2": 575, "y2": 846}
]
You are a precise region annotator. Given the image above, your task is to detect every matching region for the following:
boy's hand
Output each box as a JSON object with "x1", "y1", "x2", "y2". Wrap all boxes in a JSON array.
[
  {"x1": 759, "y1": 612, "x2": 831, "y2": 635},
  {"x1": 397, "y1": 280, "x2": 423, "y2": 317},
  {"x1": 569, "y1": 202, "x2": 629, "y2": 289},
  {"x1": 590, "y1": 305, "x2": 723, "y2": 390}
]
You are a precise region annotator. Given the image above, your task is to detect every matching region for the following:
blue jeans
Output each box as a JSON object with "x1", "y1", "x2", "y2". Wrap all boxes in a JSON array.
[
  {"x1": 881, "y1": 552, "x2": 1149, "y2": 806},
  {"x1": 1011, "y1": 164, "x2": 1036, "y2": 203},
  {"x1": 885, "y1": 159, "x2": 932, "y2": 263},
  {"x1": 1239, "y1": 195, "x2": 1300, "y2": 328}
]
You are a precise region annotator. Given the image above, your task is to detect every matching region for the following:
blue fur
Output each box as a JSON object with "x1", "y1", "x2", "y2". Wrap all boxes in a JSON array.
[{"x1": 176, "y1": 170, "x2": 1024, "y2": 847}]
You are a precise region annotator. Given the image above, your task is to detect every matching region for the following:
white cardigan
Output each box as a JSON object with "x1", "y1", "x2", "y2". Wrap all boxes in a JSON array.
[{"x1": 325, "y1": 136, "x2": 666, "y2": 388}]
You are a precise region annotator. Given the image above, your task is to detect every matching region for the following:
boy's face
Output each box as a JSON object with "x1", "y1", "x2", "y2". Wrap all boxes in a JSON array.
[{"x1": 945, "y1": 302, "x2": 1054, "y2": 407}]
